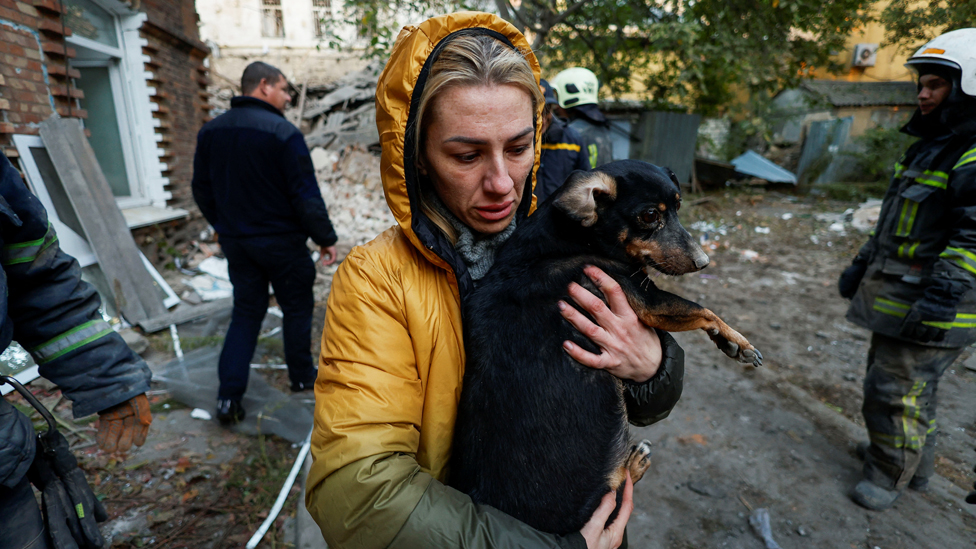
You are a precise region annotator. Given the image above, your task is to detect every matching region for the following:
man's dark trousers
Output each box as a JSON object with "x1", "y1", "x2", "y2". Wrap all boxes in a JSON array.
[{"x1": 218, "y1": 234, "x2": 317, "y2": 400}]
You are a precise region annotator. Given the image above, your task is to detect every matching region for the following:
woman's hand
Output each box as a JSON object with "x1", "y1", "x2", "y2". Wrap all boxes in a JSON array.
[
  {"x1": 580, "y1": 472, "x2": 633, "y2": 549},
  {"x1": 558, "y1": 265, "x2": 662, "y2": 383}
]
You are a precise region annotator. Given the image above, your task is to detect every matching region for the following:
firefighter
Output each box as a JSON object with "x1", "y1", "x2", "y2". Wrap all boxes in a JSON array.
[
  {"x1": 550, "y1": 67, "x2": 615, "y2": 168},
  {"x1": 536, "y1": 78, "x2": 591, "y2": 203},
  {"x1": 0, "y1": 153, "x2": 153, "y2": 547},
  {"x1": 839, "y1": 28, "x2": 976, "y2": 511}
]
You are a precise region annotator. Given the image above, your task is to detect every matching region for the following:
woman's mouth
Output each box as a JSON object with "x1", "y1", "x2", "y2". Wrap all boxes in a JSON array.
[{"x1": 476, "y1": 201, "x2": 514, "y2": 221}]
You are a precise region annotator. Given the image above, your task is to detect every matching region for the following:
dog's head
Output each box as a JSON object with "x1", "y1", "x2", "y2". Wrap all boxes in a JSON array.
[{"x1": 551, "y1": 160, "x2": 709, "y2": 276}]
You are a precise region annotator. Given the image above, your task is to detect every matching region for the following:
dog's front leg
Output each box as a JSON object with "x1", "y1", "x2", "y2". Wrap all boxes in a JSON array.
[{"x1": 619, "y1": 278, "x2": 763, "y2": 367}]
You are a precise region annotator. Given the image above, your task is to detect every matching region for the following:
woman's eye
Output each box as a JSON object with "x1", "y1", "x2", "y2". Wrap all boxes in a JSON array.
[
  {"x1": 639, "y1": 209, "x2": 660, "y2": 225},
  {"x1": 509, "y1": 146, "x2": 530, "y2": 156},
  {"x1": 456, "y1": 153, "x2": 478, "y2": 162}
]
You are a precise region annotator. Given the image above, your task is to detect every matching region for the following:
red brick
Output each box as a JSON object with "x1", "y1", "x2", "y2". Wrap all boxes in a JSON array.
[{"x1": 30, "y1": 0, "x2": 66, "y2": 14}]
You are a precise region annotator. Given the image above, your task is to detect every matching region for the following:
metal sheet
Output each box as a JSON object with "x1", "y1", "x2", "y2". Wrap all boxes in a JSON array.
[
  {"x1": 632, "y1": 111, "x2": 702, "y2": 184},
  {"x1": 731, "y1": 150, "x2": 797, "y2": 184}
]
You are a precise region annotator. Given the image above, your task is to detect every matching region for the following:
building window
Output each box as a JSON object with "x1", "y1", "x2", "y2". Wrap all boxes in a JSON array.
[
  {"x1": 312, "y1": 0, "x2": 332, "y2": 38},
  {"x1": 261, "y1": 0, "x2": 285, "y2": 38}
]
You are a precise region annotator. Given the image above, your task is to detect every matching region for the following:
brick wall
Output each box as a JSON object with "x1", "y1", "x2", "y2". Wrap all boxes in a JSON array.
[
  {"x1": 140, "y1": 0, "x2": 210, "y2": 212},
  {"x1": 0, "y1": 0, "x2": 84, "y2": 154},
  {"x1": 0, "y1": 0, "x2": 209, "y2": 217}
]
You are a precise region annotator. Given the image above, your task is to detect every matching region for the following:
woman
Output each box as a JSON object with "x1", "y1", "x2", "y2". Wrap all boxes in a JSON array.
[{"x1": 306, "y1": 12, "x2": 684, "y2": 549}]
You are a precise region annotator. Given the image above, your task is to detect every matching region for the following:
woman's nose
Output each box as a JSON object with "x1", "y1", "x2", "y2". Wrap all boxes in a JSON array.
[{"x1": 483, "y1": 154, "x2": 514, "y2": 195}]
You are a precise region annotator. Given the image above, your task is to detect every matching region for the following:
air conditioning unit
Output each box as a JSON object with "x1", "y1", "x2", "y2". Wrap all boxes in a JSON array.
[{"x1": 853, "y1": 43, "x2": 878, "y2": 67}]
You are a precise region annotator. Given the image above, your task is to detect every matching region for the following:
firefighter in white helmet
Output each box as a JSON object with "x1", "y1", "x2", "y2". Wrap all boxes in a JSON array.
[
  {"x1": 550, "y1": 67, "x2": 615, "y2": 167},
  {"x1": 839, "y1": 28, "x2": 976, "y2": 511}
]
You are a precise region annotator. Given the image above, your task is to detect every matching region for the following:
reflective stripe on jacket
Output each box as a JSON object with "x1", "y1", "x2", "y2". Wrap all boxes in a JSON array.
[
  {"x1": 0, "y1": 154, "x2": 151, "y2": 488},
  {"x1": 847, "y1": 133, "x2": 976, "y2": 348}
]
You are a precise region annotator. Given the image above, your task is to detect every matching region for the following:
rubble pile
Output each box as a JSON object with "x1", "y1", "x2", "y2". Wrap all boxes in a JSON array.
[
  {"x1": 289, "y1": 61, "x2": 384, "y2": 151},
  {"x1": 317, "y1": 145, "x2": 394, "y2": 246}
]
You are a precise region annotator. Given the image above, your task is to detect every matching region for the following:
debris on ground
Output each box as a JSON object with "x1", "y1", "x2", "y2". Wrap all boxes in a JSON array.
[
  {"x1": 288, "y1": 62, "x2": 384, "y2": 151},
  {"x1": 748, "y1": 508, "x2": 783, "y2": 549}
]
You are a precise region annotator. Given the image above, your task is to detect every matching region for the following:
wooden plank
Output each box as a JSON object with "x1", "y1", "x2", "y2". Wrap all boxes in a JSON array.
[
  {"x1": 137, "y1": 298, "x2": 234, "y2": 333},
  {"x1": 39, "y1": 118, "x2": 167, "y2": 322}
]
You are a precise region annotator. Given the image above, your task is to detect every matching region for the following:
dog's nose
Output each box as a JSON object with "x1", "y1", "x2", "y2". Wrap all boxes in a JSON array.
[{"x1": 694, "y1": 252, "x2": 710, "y2": 270}]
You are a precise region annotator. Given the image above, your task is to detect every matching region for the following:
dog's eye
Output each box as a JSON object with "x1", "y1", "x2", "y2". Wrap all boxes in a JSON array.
[
  {"x1": 639, "y1": 209, "x2": 660, "y2": 226},
  {"x1": 675, "y1": 201, "x2": 681, "y2": 212}
]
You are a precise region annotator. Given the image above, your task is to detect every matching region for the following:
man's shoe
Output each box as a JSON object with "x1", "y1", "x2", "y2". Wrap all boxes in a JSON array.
[
  {"x1": 216, "y1": 399, "x2": 245, "y2": 425},
  {"x1": 290, "y1": 380, "x2": 315, "y2": 392},
  {"x1": 855, "y1": 441, "x2": 929, "y2": 492},
  {"x1": 851, "y1": 479, "x2": 901, "y2": 511}
]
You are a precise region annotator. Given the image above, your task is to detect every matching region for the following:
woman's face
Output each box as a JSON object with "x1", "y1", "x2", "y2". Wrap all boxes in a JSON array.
[{"x1": 423, "y1": 84, "x2": 535, "y2": 235}]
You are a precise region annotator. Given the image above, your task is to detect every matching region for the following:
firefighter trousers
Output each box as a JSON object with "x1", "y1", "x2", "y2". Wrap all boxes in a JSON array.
[{"x1": 862, "y1": 332, "x2": 964, "y2": 491}]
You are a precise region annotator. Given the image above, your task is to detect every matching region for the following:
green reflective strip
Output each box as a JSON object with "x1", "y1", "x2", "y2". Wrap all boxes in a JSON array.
[
  {"x1": 915, "y1": 172, "x2": 947, "y2": 189},
  {"x1": 587, "y1": 143, "x2": 598, "y2": 169},
  {"x1": 874, "y1": 297, "x2": 911, "y2": 318},
  {"x1": 75, "y1": 503, "x2": 84, "y2": 519},
  {"x1": 896, "y1": 199, "x2": 919, "y2": 236},
  {"x1": 940, "y1": 246, "x2": 976, "y2": 276},
  {"x1": 927, "y1": 418, "x2": 937, "y2": 434},
  {"x1": 869, "y1": 430, "x2": 905, "y2": 448},
  {"x1": 954, "y1": 147, "x2": 976, "y2": 170},
  {"x1": 898, "y1": 241, "x2": 920, "y2": 259},
  {"x1": 2, "y1": 222, "x2": 58, "y2": 266},
  {"x1": 901, "y1": 380, "x2": 926, "y2": 450},
  {"x1": 894, "y1": 162, "x2": 905, "y2": 178},
  {"x1": 30, "y1": 320, "x2": 114, "y2": 364}
]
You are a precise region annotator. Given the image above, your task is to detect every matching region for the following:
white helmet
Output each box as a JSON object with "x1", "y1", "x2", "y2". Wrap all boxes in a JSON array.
[
  {"x1": 905, "y1": 28, "x2": 976, "y2": 97},
  {"x1": 550, "y1": 67, "x2": 599, "y2": 108}
]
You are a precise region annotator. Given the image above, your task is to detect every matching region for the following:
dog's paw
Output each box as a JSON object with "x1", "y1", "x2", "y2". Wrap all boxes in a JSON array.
[
  {"x1": 718, "y1": 339, "x2": 740, "y2": 359},
  {"x1": 740, "y1": 347, "x2": 763, "y2": 368},
  {"x1": 626, "y1": 440, "x2": 653, "y2": 483}
]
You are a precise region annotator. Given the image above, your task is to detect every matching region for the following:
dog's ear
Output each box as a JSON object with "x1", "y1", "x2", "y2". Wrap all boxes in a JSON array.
[
  {"x1": 552, "y1": 171, "x2": 617, "y2": 227},
  {"x1": 664, "y1": 167, "x2": 680, "y2": 186}
]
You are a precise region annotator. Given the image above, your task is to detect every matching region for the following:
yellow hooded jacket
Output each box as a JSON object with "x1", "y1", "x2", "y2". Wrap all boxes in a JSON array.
[
  {"x1": 304, "y1": 12, "x2": 589, "y2": 549},
  {"x1": 306, "y1": 12, "x2": 684, "y2": 548}
]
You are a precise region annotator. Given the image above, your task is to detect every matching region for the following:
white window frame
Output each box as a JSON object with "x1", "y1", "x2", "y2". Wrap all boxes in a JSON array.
[
  {"x1": 312, "y1": 0, "x2": 333, "y2": 38},
  {"x1": 64, "y1": 0, "x2": 172, "y2": 212},
  {"x1": 261, "y1": 0, "x2": 285, "y2": 38}
]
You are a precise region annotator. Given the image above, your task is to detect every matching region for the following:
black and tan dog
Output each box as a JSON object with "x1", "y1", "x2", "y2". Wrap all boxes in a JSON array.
[{"x1": 449, "y1": 160, "x2": 761, "y2": 535}]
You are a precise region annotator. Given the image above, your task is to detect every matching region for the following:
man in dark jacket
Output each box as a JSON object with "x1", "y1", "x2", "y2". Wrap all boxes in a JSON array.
[
  {"x1": 535, "y1": 79, "x2": 590, "y2": 203},
  {"x1": 0, "y1": 153, "x2": 153, "y2": 548},
  {"x1": 192, "y1": 62, "x2": 338, "y2": 424},
  {"x1": 838, "y1": 28, "x2": 976, "y2": 511},
  {"x1": 550, "y1": 67, "x2": 615, "y2": 168}
]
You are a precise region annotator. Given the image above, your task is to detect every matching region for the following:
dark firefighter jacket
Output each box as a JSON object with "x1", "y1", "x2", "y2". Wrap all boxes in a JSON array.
[
  {"x1": 847, "y1": 118, "x2": 976, "y2": 348},
  {"x1": 0, "y1": 154, "x2": 152, "y2": 489},
  {"x1": 306, "y1": 12, "x2": 684, "y2": 549},
  {"x1": 536, "y1": 116, "x2": 591, "y2": 203},
  {"x1": 567, "y1": 104, "x2": 614, "y2": 168},
  {"x1": 192, "y1": 96, "x2": 338, "y2": 247}
]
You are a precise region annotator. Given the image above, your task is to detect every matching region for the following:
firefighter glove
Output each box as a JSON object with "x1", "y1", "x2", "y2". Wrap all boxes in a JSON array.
[
  {"x1": 96, "y1": 393, "x2": 152, "y2": 453},
  {"x1": 28, "y1": 429, "x2": 108, "y2": 549},
  {"x1": 899, "y1": 298, "x2": 956, "y2": 342},
  {"x1": 838, "y1": 259, "x2": 868, "y2": 299}
]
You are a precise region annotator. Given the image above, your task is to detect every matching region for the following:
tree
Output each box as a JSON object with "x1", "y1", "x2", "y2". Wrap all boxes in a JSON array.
[
  {"x1": 878, "y1": 0, "x2": 976, "y2": 51},
  {"x1": 330, "y1": 0, "x2": 872, "y2": 116}
]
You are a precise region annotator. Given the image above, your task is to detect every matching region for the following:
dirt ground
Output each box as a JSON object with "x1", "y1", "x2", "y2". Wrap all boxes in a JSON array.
[{"x1": 9, "y1": 187, "x2": 975, "y2": 548}]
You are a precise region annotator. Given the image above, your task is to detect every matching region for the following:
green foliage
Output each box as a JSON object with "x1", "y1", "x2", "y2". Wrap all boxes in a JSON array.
[
  {"x1": 878, "y1": 0, "x2": 976, "y2": 51},
  {"x1": 843, "y1": 126, "x2": 918, "y2": 183},
  {"x1": 329, "y1": 0, "x2": 872, "y2": 116},
  {"x1": 816, "y1": 181, "x2": 889, "y2": 202}
]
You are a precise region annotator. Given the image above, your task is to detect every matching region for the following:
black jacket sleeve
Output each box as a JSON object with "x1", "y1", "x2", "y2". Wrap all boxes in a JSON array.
[
  {"x1": 622, "y1": 329, "x2": 684, "y2": 426},
  {"x1": 191, "y1": 128, "x2": 219, "y2": 227},
  {"x1": 281, "y1": 133, "x2": 338, "y2": 247},
  {"x1": 0, "y1": 155, "x2": 151, "y2": 418}
]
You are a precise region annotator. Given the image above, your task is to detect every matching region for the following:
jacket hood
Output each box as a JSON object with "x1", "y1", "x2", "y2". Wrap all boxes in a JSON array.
[{"x1": 375, "y1": 12, "x2": 542, "y2": 276}]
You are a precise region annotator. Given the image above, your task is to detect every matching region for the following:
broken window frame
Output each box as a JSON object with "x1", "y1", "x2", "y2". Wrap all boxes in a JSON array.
[
  {"x1": 312, "y1": 0, "x2": 333, "y2": 38},
  {"x1": 261, "y1": 0, "x2": 286, "y2": 38}
]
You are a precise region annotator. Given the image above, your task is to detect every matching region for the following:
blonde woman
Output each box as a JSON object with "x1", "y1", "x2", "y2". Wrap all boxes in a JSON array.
[{"x1": 306, "y1": 12, "x2": 684, "y2": 549}]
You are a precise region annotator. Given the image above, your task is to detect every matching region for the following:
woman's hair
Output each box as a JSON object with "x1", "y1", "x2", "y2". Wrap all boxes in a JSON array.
[{"x1": 412, "y1": 33, "x2": 544, "y2": 242}]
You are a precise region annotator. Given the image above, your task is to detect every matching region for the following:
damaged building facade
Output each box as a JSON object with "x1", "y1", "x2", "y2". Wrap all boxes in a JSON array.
[{"x1": 0, "y1": 0, "x2": 209, "y2": 230}]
